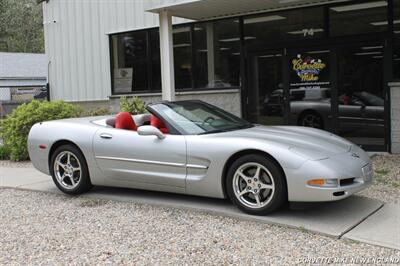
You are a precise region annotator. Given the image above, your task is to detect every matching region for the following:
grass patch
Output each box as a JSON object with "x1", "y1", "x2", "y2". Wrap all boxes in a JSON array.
[
  {"x1": 298, "y1": 226, "x2": 307, "y2": 233},
  {"x1": 345, "y1": 238, "x2": 361, "y2": 245},
  {"x1": 373, "y1": 167, "x2": 400, "y2": 188},
  {"x1": 375, "y1": 168, "x2": 390, "y2": 176}
]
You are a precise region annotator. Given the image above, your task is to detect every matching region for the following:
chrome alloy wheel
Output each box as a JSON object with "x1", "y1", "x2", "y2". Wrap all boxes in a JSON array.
[
  {"x1": 53, "y1": 151, "x2": 82, "y2": 190},
  {"x1": 232, "y1": 162, "x2": 275, "y2": 209}
]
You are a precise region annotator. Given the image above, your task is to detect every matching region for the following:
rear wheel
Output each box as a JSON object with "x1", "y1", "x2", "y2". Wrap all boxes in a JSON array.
[
  {"x1": 226, "y1": 154, "x2": 287, "y2": 215},
  {"x1": 50, "y1": 144, "x2": 92, "y2": 195}
]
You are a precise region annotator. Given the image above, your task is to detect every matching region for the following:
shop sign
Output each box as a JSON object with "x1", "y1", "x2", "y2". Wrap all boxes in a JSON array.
[{"x1": 292, "y1": 54, "x2": 326, "y2": 82}]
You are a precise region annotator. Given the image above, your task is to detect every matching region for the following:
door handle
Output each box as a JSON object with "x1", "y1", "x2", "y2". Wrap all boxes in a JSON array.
[{"x1": 100, "y1": 133, "x2": 113, "y2": 139}]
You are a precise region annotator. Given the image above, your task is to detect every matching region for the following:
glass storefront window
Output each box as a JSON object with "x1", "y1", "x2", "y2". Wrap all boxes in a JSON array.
[
  {"x1": 173, "y1": 26, "x2": 192, "y2": 90},
  {"x1": 394, "y1": 0, "x2": 400, "y2": 79},
  {"x1": 244, "y1": 7, "x2": 324, "y2": 50},
  {"x1": 111, "y1": 31, "x2": 148, "y2": 94},
  {"x1": 394, "y1": 0, "x2": 400, "y2": 34},
  {"x1": 150, "y1": 29, "x2": 161, "y2": 91},
  {"x1": 329, "y1": 1, "x2": 388, "y2": 37},
  {"x1": 193, "y1": 19, "x2": 241, "y2": 89},
  {"x1": 395, "y1": 43, "x2": 400, "y2": 79}
]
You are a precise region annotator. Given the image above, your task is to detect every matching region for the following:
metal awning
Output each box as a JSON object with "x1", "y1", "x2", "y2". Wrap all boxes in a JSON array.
[{"x1": 147, "y1": 0, "x2": 349, "y2": 20}]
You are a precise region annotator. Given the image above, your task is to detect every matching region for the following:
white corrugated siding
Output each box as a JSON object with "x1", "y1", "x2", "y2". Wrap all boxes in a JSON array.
[{"x1": 42, "y1": 0, "x2": 190, "y2": 102}]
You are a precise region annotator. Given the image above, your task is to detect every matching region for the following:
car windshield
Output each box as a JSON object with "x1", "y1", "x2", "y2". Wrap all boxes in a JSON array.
[{"x1": 149, "y1": 101, "x2": 253, "y2": 135}]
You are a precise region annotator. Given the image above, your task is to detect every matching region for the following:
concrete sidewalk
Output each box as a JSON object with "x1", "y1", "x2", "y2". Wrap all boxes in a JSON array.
[
  {"x1": 343, "y1": 204, "x2": 400, "y2": 250},
  {"x1": 1, "y1": 166, "x2": 398, "y2": 250}
]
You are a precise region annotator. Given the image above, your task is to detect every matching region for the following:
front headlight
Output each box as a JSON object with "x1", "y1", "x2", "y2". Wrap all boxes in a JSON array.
[{"x1": 289, "y1": 146, "x2": 329, "y2": 161}]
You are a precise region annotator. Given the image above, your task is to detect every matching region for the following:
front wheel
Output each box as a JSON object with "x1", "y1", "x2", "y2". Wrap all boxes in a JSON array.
[
  {"x1": 50, "y1": 144, "x2": 92, "y2": 195},
  {"x1": 226, "y1": 154, "x2": 287, "y2": 215},
  {"x1": 298, "y1": 111, "x2": 324, "y2": 129}
]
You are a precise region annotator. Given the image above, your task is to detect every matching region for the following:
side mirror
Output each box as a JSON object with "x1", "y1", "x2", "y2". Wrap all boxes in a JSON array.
[{"x1": 137, "y1": 125, "x2": 165, "y2": 139}]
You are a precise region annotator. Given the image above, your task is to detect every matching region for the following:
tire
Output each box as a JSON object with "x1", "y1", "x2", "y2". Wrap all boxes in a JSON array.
[
  {"x1": 50, "y1": 144, "x2": 92, "y2": 195},
  {"x1": 226, "y1": 154, "x2": 287, "y2": 215},
  {"x1": 298, "y1": 111, "x2": 324, "y2": 129}
]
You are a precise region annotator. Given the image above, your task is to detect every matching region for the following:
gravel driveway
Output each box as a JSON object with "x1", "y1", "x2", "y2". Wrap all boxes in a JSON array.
[
  {"x1": 1, "y1": 155, "x2": 399, "y2": 265},
  {"x1": 0, "y1": 188, "x2": 398, "y2": 265},
  {"x1": 358, "y1": 154, "x2": 400, "y2": 204}
]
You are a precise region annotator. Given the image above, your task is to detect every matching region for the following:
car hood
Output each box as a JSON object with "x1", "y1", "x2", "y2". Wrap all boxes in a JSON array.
[{"x1": 229, "y1": 125, "x2": 352, "y2": 160}]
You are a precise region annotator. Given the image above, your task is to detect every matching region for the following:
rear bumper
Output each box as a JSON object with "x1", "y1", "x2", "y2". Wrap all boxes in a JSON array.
[
  {"x1": 28, "y1": 124, "x2": 51, "y2": 175},
  {"x1": 286, "y1": 151, "x2": 372, "y2": 202}
]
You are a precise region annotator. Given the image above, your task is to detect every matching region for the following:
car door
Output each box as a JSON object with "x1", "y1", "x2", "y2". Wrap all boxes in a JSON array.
[{"x1": 93, "y1": 127, "x2": 187, "y2": 188}]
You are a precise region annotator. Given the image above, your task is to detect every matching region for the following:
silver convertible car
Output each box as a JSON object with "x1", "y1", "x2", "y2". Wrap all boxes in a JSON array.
[{"x1": 28, "y1": 100, "x2": 373, "y2": 215}]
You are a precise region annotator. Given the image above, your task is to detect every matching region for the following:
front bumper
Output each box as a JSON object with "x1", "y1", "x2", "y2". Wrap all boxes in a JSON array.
[{"x1": 286, "y1": 150, "x2": 373, "y2": 202}]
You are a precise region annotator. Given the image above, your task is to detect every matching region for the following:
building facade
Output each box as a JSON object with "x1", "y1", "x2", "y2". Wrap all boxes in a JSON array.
[
  {"x1": 41, "y1": 0, "x2": 399, "y2": 152},
  {"x1": 0, "y1": 52, "x2": 48, "y2": 116}
]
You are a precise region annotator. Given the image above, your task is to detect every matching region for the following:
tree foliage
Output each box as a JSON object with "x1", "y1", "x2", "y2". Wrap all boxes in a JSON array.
[{"x1": 0, "y1": 0, "x2": 44, "y2": 53}]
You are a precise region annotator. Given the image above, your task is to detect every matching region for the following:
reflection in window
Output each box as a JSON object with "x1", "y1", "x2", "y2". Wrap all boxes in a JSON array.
[
  {"x1": 111, "y1": 31, "x2": 148, "y2": 93},
  {"x1": 337, "y1": 45, "x2": 385, "y2": 146},
  {"x1": 244, "y1": 7, "x2": 324, "y2": 50},
  {"x1": 193, "y1": 19, "x2": 241, "y2": 89},
  {"x1": 173, "y1": 26, "x2": 192, "y2": 90},
  {"x1": 329, "y1": 1, "x2": 388, "y2": 37}
]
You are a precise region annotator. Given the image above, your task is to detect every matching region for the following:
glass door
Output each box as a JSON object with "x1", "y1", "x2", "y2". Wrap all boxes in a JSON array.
[
  {"x1": 286, "y1": 48, "x2": 333, "y2": 131},
  {"x1": 336, "y1": 43, "x2": 386, "y2": 149},
  {"x1": 246, "y1": 50, "x2": 286, "y2": 125}
]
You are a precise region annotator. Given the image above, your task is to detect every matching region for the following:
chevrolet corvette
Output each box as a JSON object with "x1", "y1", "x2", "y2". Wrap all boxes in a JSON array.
[{"x1": 28, "y1": 100, "x2": 373, "y2": 215}]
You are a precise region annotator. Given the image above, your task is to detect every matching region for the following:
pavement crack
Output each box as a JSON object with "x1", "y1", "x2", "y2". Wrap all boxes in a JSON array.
[{"x1": 338, "y1": 202, "x2": 385, "y2": 239}]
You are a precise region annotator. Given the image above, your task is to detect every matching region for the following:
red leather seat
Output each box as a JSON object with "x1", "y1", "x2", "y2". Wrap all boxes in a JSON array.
[
  {"x1": 115, "y1": 112, "x2": 137, "y2": 131},
  {"x1": 150, "y1": 114, "x2": 169, "y2": 134}
]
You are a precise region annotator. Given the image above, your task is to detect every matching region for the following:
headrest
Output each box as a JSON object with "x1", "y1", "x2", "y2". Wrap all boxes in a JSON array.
[
  {"x1": 105, "y1": 118, "x2": 116, "y2": 128},
  {"x1": 115, "y1": 112, "x2": 137, "y2": 131},
  {"x1": 150, "y1": 114, "x2": 169, "y2": 134},
  {"x1": 150, "y1": 114, "x2": 165, "y2": 128}
]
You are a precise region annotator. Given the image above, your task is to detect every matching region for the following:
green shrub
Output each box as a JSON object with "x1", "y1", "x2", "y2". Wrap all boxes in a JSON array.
[
  {"x1": 0, "y1": 145, "x2": 10, "y2": 160},
  {"x1": 0, "y1": 100, "x2": 82, "y2": 161},
  {"x1": 120, "y1": 96, "x2": 147, "y2": 114},
  {"x1": 80, "y1": 107, "x2": 111, "y2": 117}
]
